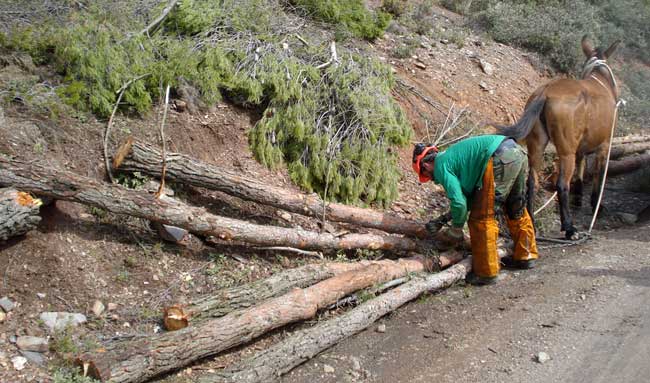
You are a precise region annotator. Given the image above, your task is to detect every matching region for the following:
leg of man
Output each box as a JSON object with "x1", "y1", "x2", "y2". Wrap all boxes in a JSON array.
[
  {"x1": 502, "y1": 148, "x2": 538, "y2": 262},
  {"x1": 468, "y1": 159, "x2": 500, "y2": 278}
]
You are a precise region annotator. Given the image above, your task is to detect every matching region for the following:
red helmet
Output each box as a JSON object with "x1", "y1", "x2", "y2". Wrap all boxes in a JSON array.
[{"x1": 412, "y1": 144, "x2": 438, "y2": 183}]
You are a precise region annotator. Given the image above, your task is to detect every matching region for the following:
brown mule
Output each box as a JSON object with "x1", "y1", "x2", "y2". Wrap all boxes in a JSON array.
[{"x1": 497, "y1": 35, "x2": 621, "y2": 239}]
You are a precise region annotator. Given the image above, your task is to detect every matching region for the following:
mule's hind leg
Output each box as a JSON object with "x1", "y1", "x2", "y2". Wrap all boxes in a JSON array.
[
  {"x1": 557, "y1": 154, "x2": 578, "y2": 239},
  {"x1": 590, "y1": 143, "x2": 609, "y2": 214},
  {"x1": 571, "y1": 153, "x2": 585, "y2": 207}
]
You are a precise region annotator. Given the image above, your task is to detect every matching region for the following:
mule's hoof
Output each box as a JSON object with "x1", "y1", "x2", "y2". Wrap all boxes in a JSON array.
[{"x1": 564, "y1": 228, "x2": 579, "y2": 240}]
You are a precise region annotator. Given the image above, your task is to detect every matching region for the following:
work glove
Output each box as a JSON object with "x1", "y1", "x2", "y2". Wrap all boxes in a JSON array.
[
  {"x1": 425, "y1": 211, "x2": 452, "y2": 236},
  {"x1": 434, "y1": 226, "x2": 465, "y2": 248}
]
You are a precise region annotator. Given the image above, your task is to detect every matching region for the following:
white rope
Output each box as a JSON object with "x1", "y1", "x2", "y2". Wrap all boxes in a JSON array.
[
  {"x1": 533, "y1": 191, "x2": 558, "y2": 216},
  {"x1": 588, "y1": 99, "x2": 623, "y2": 233}
]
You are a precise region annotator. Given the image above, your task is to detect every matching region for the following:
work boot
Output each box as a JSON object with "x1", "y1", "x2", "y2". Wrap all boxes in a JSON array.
[
  {"x1": 501, "y1": 257, "x2": 536, "y2": 270},
  {"x1": 465, "y1": 272, "x2": 499, "y2": 286}
]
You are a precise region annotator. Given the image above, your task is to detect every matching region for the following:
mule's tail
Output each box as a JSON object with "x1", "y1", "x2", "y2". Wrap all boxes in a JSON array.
[{"x1": 496, "y1": 96, "x2": 546, "y2": 140}]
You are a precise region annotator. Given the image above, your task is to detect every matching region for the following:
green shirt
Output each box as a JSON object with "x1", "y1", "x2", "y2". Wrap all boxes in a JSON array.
[{"x1": 432, "y1": 135, "x2": 506, "y2": 227}]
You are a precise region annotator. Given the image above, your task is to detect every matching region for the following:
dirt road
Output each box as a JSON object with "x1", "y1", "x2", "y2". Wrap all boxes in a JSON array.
[{"x1": 282, "y1": 222, "x2": 650, "y2": 383}]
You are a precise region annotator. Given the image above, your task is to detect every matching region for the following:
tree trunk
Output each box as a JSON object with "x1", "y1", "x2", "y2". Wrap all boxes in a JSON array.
[
  {"x1": 609, "y1": 142, "x2": 650, "y2": 160},
  {"x1": 546, "y1": 141, "x2": 650, "y2": 159},
  {"x1": 199, "y1": 247, "x2": 511, "y2": 383},
  {"x1": 113, "y1": 140, "x2": 428, "y2": 238},
  {"x1": 200, "y1": 259, "x2": 472, "y2": 383},
  {"x1": 612, "y1": 134, "x2": 650, "y2": 145},
  {"x1": 74, "y1": 256, "x2": 450, "y2": 382},
  {"x1": 0, "y1": 188, "x2": 41, "y2": 241},
  {"x1": 0, "y1": 157, "x2": 419, "y2": 252},
  {"x1": 181, "y1": 262, "x2": 369, "y2": 323},
  {"x1": 606, "y1": 153, "x2": 650, "y2": 177}
]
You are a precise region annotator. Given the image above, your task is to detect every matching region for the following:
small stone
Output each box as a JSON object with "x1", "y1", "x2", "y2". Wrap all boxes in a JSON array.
[
  {"x1": 414, "y1": 61, "x2": 427, "y2": 70},
  {"x1": 36, "y1": 293, "x2": 46, "y2": 299},
  {"x1": 323, "y1": 364, "x2": 335, "y2": 373},
  {"x1": 0, "y1": 297, "x2": 15, "y2": 312},
  {"x1": 16, "y1": 336, "x2": 48, "y2": 352},
  {"x1": 40, "y1": 312, "x2": 87, "y2": 332},
  {"x1": 579, "y1": 294, "x2": 586, "y2": 301},
  {"x1": 107, "y1": 302, "x2": 118, "y2": 311},
  {"x1": 152, "y1": 274, "x2": 160, "y2": 281},
  {"x1": 536, "y1": 352, "x2": 551, "y2": 364},
  {"x1": 479, "y1": 59, "x2": 494, "y2": 75},
  {"x1": 0, "y1": 311, "x2": 5, "y2": 323},
  {"x1": 479, "y1": 81, "x2": 490, "y2": 91},
  {"x1": 351, "y1": 357, "x2": 361, "y2": 371},
  {"x1": 376, "y1": 324, "x2": 386, "y2": 333},
  {"x1": 12, "y1": 355, "x2": 27, "y2": 371},
  {"x1": 20, "y1": 350, "x2": 46, "y2": 365},
  {"x1": 92, "y1": 300, "x2": 105, "y2": 317}
]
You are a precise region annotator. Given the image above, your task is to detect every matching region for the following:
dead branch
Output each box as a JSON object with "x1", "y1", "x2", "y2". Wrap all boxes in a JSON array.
[
  {"x1": 138, "y1": 0, "x2": 178, "y2": 37},
  {"x1": 154, "y1": 84, "x2": 170, "y2": 198},
  {"x1": 103, "y1": 73, "x2": 150, "y2": 183}
]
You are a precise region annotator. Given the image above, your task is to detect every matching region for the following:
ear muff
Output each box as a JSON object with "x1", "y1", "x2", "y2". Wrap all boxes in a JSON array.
[{"x1": 412, "y1": 145, "x2": 438, "y2": 183}]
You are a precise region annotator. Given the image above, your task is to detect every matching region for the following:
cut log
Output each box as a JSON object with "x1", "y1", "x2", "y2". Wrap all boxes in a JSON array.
[
  {"x1": 612, "y1": 134, "x2": 650, "y2": 145},
  {"x1": 545, "y1": 141, "x2": 650, "y2": 160},
  {"x1": 606, "y1": 153, "x2": 650, "y2": 177},
  {"x1": 199, "y1": 247, "x2": 511, "y2": 383},
  {"x1": 0, "y1": 188, "x2": 42, "y2": 241},
  {"x1": 179, "y1": 262, "x2": 369, "y2": 325},
  {"x1": 73, "y1": 256, "x2": 452, "y2": 382},
  {"x1": 113, "y1": 140, "x2": 428, "y2": 238},
  {"x1": 0, "y1": 157, "x2": 419, "y2": 252},
  {"x1": 609, "y1": 142, "x2": 650, "y2": 160}
]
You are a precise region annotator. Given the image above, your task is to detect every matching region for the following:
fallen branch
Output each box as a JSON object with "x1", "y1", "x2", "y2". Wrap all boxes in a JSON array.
[
  {"x1": 0, "y1": 188, "x2": 42, "y2": 241},
  {"x1": 103, "y1": 73, "x2": 150, "y2": 183},
  {"x1": 74, "y1": 256, "x2": 442, "y2": 382},
  {"x1": 612, "y1": 134, "x2": 650, "y2": 145},
  {"x1": 139, "y1": 0, "x2": 178, "y2": 36},
  {"x1": 0, "y1": 156, "x2": 420, "y2": 252},
  {"x1": 199, "y1": 248, "x2": 511, "y2": 383},
  {"x1": 113, "y1": 140, "x2": 428, "y2": 238},
  {"x1": 154, "y1": 85, "x2": 170, "y2": 198}
]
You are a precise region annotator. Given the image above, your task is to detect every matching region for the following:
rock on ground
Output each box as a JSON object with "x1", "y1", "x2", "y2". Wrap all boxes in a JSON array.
[
  {"x1": 40, "y1": 312, "x2": 87, "y2": 332},
  {"x1": 16, "y1": 336, "x2": 48, "y2": 352}
]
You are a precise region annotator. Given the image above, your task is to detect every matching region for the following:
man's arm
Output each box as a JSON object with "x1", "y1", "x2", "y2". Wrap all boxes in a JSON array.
[{"x1": 439, "y1": 173, "x2": 468, "y2": 227}]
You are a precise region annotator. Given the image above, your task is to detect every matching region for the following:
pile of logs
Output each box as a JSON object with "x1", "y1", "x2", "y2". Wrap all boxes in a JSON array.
[
  {"x1": 546, "y1": 134, "x2": 650, "y2": 178},
  {"x1": 1, "y1": 132, "x2": 647, "y2": 382},
  {"x1": 0, "y1": 151, "x2": 500, "y2": 383}
]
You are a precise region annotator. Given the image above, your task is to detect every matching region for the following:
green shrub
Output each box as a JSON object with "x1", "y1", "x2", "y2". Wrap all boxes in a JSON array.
[
  {"x1": 289, "y1": 0, "x2": 391, "y2": 40},
  {"x1": 1, "y1": 0, "x2": 412, "y2": 207},
  {"x1": 381, "y1": 0, "x2": 408, "y2": 17}
]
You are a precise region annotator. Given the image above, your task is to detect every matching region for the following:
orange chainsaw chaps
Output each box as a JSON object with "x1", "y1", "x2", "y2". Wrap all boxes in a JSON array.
[
  {"x1": 506, "y1": 209, "x2": 538, "y2": 261},
  {"x1": 468, "y1": 159, "x2": 500, "y2": 278}
]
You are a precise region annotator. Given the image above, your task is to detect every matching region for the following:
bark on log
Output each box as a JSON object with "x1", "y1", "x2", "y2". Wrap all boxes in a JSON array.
[
  {"x1": 606, "y1": 153, "x2": 650, "y2": 177},
  {"x1": 199, "y1": 247, "x2": 511, "y2": 383},
  {"x1": 113, "y1": 140, "x2": 428, "y2": 238},
  {"x1": 0, "y1": 157, "x2": 419, "y2": 252},
  {"x1": 612, "y1": 134, "x2": 650, "y2": 145},
  {"x1": 545, "y1": 141, "x2": 650, "y2": 159},
  {"x1": 74, "y1": 257, "x2": 443, "y2": 382},
  {"x1": 179, "y1": 262, "x2": 369, "y2": 324},
  {"x1": 0, "y1": 188, "x2": 41, "y2": 241}
]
